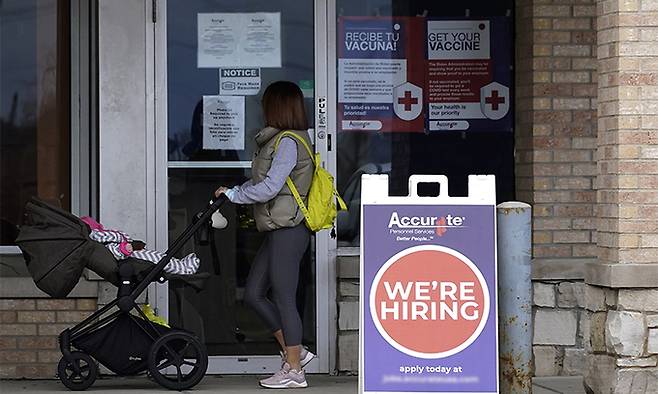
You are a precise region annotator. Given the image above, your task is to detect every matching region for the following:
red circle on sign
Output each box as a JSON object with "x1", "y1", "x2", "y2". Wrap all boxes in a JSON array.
[{"x1": 370, "y1": 245, "x2": 489, "y2": 358}]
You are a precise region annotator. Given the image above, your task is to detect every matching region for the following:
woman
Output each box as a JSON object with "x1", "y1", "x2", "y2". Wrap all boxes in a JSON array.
[{"x1": 215, "y1": 81, "x2": 315, "y2": 389}]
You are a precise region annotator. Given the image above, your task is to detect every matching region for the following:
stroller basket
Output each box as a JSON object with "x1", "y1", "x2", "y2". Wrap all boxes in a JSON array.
[{"x1": 73, "y1": 313, "x2": 170, "y2": 376}]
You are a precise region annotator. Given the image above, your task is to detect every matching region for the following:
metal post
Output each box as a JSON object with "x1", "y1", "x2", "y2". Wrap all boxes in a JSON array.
[{"x1": 497, "y1": 201, "x2": 533, "y2": 393}]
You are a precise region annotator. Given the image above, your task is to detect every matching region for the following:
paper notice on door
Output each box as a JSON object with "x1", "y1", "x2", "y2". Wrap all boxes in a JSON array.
[
  {"x1": 197, "y1": 13, "x2": 281, "y2": 68},
  {"x1": 202, "y1": 96, "x2": 245, "y2": 150},
  {"x1": 219, "y1": 68, "x2": 261, "y2": 95}
]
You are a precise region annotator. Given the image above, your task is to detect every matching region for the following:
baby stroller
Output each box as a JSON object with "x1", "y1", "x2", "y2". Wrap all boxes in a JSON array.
[{"x1": 15, "y1": 196, "x2": 228, "y2": 391}]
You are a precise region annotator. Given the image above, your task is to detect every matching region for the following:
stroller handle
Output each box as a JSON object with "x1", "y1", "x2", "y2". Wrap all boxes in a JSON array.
[
  {"x1": 209, "y1": 193, "x2": 229, "y2": 209},
  {"x1": 128, "y1": 193, "x2": 229, "y2": 298}
]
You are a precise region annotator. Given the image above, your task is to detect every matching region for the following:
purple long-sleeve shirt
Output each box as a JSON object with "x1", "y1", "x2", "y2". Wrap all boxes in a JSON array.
[{"x1": 225, "y1": 137, "x2": 297, "y2": 204}]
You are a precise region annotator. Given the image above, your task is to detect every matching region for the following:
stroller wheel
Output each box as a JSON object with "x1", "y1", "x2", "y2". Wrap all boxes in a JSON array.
[
  {"x1": 148, "y1": 331, "x2": 208, "y2": 391},
  {"x1": 57, "y1": 351, "x2": 97, "y2": 391}
]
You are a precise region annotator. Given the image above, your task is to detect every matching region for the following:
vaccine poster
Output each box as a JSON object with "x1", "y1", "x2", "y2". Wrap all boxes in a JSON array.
[
  {"x1": 360, "y1": 188, "x2": 498, "y2": 393},
  {"x1": 427, "y1": 19, "x2": 512, "y2": 132},
  {"x1": 338, "y1": 17, "x2": 426, "y2": 133},
  {"x1": 338, "y1": 17, "x2": 512, "y2": 133}
]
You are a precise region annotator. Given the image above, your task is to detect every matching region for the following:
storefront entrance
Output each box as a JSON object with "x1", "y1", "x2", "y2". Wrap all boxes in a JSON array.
[
  {"x1": 146, "y1": 0, "x2": 513, "y2": 375},
  {"x1": 153, "y1": 0, "x2": 331, "y2": 374}
]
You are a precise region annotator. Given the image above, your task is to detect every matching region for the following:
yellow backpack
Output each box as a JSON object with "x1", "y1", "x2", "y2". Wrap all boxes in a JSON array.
[{"x1": 275, "y1": 131, "x2": 347, "y2": 232}]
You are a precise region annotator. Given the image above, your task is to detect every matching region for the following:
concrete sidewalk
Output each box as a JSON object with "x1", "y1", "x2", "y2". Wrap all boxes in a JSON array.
[{"x1": 0, "y1": 376, "x2": 586, "y2": 393}]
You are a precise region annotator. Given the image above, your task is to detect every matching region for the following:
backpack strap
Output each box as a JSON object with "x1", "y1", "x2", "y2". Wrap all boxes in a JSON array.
[
  {"x1": 274, "y1": 131, "x2": 314, "y2": 223},
  {"x1": 286, "y1": 178, "x2": 311, "y2": 223},
  {"x1": 335, "y1": 190, "x2": 347, "y2": 211},
  {"x1": 274, "y1": 131, "x2": 316, "y2": 165}
]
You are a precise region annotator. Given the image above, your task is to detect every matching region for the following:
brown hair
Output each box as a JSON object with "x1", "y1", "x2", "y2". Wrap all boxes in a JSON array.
[{"x1": 262, "y1": 81, "x2": 308, "y2": 131}]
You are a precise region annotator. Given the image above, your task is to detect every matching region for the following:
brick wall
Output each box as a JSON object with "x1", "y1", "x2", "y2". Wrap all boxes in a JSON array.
[
  {"x1": 0, "y1": 299, "x2": 96, "y2": 378},
  {"x1": 584, "y1": 0, "x2": 658, "y2": 391},
  {"x1": 597, "y1": 0, "x2": 658, "y2": 266},
  {"x1": 515, "y1": 0, "x2": 598, "y2": 378},
  {"x1": 516, "y1": 0, "x2": 598, "y2": 261}
]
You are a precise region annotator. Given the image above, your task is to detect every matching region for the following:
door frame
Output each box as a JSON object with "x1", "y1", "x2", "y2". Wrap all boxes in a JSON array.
[{"x1": 151, "y1": 0, "x2": 336, "y2": 374}]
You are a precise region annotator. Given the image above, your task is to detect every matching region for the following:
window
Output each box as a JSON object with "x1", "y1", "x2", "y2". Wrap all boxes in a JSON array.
[
  {"x1": 1, "y1": 0, "x2": 71, "y2": 247},
  {"x1": 1, "y1": 0, "x2": 97, "y2": 284},
  {"x1": 335, "y1": 0, "x2": 515, "y2": 246}
]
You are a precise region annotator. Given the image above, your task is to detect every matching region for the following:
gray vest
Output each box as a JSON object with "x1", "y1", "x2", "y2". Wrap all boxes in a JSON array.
[{"x1": 251, "y1": 127, "x2": 314, "y2": 232}]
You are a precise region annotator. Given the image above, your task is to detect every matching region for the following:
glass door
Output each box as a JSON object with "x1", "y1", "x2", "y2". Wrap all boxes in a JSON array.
[{"x1": 155, "y1": 0, "x2": 330, "y2": 374}]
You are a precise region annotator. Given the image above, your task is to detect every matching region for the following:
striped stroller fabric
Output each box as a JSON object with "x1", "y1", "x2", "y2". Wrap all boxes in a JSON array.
[
  {"x1": 88, "y1": 228, "x2": 199, "y2": 275},
  {"x1": 130, "y1": 249, "x2": 200, "y2": 275}
]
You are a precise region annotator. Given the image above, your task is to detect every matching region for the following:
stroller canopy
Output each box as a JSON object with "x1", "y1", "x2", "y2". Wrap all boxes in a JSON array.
[{"x1": 15, "y1": 198, "x2": 94, "y2": 297}]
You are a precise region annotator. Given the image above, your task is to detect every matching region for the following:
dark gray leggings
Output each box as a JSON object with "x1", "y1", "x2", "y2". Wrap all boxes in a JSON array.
[{"x1": 244, "y1": 224, "x2": 310, "y2": 346}]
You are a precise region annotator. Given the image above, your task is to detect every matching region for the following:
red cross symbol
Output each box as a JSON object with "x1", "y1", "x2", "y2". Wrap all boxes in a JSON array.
[
  {"x1": 398, "y1": 91, "x2": 418, "y2": 111},
  {"x1": 485, "y1": 90, "x2": 505, "y2": 111}
]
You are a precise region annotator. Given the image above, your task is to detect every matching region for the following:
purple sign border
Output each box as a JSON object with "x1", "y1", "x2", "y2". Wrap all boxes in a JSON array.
[{"x1": 361, "y1": 204, "x2": 498, "y2": 393}]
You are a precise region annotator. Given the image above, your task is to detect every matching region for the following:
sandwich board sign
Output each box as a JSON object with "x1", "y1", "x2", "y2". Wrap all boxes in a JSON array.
[{"x1": 360, "y1": 174, "x2": 498, "y2": 394}]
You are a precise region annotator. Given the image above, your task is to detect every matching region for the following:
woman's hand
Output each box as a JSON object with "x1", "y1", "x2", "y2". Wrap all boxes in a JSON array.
[{"x1": 215, "y1": 186, "x2": 229, "y2": 198}]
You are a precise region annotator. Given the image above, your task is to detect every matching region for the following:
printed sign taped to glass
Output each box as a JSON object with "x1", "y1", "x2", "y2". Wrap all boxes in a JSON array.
[{"x1": 338, "y1": 16, "x2": 512, "y2": 133}]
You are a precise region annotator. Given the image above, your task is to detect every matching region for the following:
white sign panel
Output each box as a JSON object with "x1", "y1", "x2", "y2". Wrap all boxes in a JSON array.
[
  {"x1": 427, "y1": 20, "x2": 490, "y2": 60},
  {"x1": 202, "y1": 95, "x2": 245, "y2": 150},
  {"x1": 429, "y1": 103, "x2": 486, "y2": 120},
  {"x1": 219, "y1": 68, "x2": 261, "y2": 95},
  {"x1": 198, "y1": 13, "x2": 281, "y2": 68},
  {"x1": 338, "y1": 58, "x2": 407, "y2": 103}
]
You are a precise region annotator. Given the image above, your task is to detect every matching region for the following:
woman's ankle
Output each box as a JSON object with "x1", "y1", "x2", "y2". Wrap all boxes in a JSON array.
[{"x1": 285, "y1": 345, "x2": 302, "y2": 370}]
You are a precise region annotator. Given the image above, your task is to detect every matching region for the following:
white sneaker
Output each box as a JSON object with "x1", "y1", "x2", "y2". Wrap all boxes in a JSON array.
[
  {"x1": 279, "y1": 347, "x2": 316, "y2": 368},
  {"x1": 259, "y1": 363, "x2": 308, "y2": 389}
]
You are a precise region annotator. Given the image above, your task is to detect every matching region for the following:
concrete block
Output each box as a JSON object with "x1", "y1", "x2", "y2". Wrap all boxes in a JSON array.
[
  {"x1": 647, "y1": 314, "x2": 658, "y2": 328},
  {"x1": 558, "y1": 282, "x2": 585, "y2": 308},
  {"x1": 585, "y1": 285, "x2": 607, "y2": 312},
  {"x1": 98, "y1": 282, "x2": 118, "y2": 305},
  {"x1": 533, "y1": 282, "x2": 556, "y2": 307},
  {"x1": 615, "y1": 367, "x2": 658, "y2": 394},
  {"x1": 339, "y1": 281, "x2": 359, "y2": 298},
  {"x1": 534, "y1": 309, "x2": 577, "y2": 345},
  {"x1": 562, "y1": 348, "x2": 585, "y2": 376},
  {"x1": 337, "y1": 332, "x2": 358, "y2": 372},
  {"x1": 606, "y1": 310, "x2": 646, "y2": 357},
  {"x1": 618, "y1": 289, "x2": 658, "y2": 312},
  {"x1": 337, "y1": 256, "x2": 359, "y2": 279},
  {"x1": 533, "y1": 346, "x2": 561, "y2": 376},
  {"x1": 605, "y1": 288, "x2": 618, "y2": 307},
  {"x1": 590, "y1": 312, "x2": 608, "y2": 352},
  {"x1": 616, "y1": 356, "x2": 657, "y2": 367},
  {"x1": 584, "y1": 354, "x2": 616, "y2": 394},
  {"x1": 580, "y1": 311, "x2": 591, "y2": 350},
  {"x1": 649, "y1": 329, "x2": 658, "y2": 354},
  {"x1": 338, "y1": 301, "x2": 359, "y2": 331}
]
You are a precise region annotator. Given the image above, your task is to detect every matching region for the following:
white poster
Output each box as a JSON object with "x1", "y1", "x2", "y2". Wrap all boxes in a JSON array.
[
  {"x1": 427, "y1": 20, "x2": 490, "y2": 60},
  {"x1": 219, "y1": 68, "x2": 261, "y2": 95},
  {"x1": 198, "y1": 13, "x2": 281, "y2": 68},
  {"x1": 202, "y1": 96, "x2": 245, "y2": 150}
]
